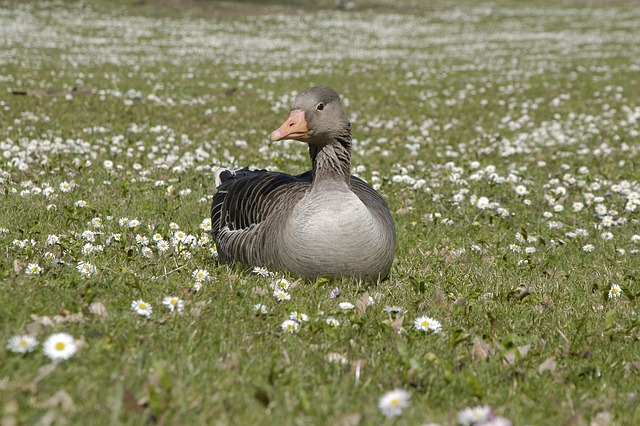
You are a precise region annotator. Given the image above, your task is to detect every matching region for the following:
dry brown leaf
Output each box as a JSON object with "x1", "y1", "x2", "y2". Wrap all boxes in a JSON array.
[
  {"x1": 517, "y1": 344, "x2": 531, "y2": 358},
  {"x1": 13, "y1": 259, "x2": 22, "y2": 274},
  {"x1": 190, "y1": 301, "x2": 207, "y2": 318},
  {"x1": 538, "y1": 356, "x2": 557, "y2": 374},
  {"x1": 30, "y1": 314, "x2": 55, "y2": 327},
  {"x1": 391, "y1": 316, "x2": 404, "y2": 333},
  {"x1": 88, "y1": 301, "x2": 108, "y2": 317},
  {"x1": 502, "y1": 351, "x2": 516, "y2": 365},
  {"x1": 355, "y1": 292, "x2": 371, "y2": 316},
  {"x1": 122, "y1": 389, "x2": 145, "y2": 413},
  {"x1": 331, "y1": 412, "x2": 364, "y2": 426},
  {"x1": 590, "y1": 412, "x2": 612, "y2": 426},
  {"x1": 346, "y1": 359, "x2": 367, "y2": 377},
  {"x1": 35, "y1": 390, "x2": 75, "y2": 413},
  {"x1": 472, "y1": 337, "x2": 492, "y2": 360}
]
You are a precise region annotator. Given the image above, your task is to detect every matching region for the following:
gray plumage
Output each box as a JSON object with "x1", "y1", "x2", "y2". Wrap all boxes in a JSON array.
[{"x1": 211, "y1": 87, "x2": 396, "y2": 280}]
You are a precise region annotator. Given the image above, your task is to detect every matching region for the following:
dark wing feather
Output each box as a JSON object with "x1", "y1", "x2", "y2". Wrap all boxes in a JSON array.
[{"x1": 211, "y1": 168, "x2": 311, "y2": 266}]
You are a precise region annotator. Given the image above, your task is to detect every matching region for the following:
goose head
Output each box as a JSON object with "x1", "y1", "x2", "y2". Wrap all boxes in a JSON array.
[{"x1": 269, "y1": 86, "x2": 350, "y2": 146}]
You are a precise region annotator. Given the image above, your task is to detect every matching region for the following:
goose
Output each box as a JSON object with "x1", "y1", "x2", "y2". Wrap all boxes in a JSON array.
[{"x1": 211, "y1": 86, "x2": 396, "y2": 280}]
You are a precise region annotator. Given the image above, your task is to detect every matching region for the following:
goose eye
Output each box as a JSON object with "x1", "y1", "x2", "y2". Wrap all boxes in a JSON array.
[{"x1": 316, "y1": 102, "x2": 324, "y2": 111}]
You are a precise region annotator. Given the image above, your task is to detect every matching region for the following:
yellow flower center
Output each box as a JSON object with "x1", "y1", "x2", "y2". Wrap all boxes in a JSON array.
[
  {"x1": 55, "y1": 342, "x2": 66, "y2": 351},
  {"x1": 140, "y1": 303, "x2": 147, "y2": 310},
  {"x1": 171, "y1": 299, "x2": 177, "y2": 306},
  {"x1": 422, "y1": 321, "x2": 430, "y2": 327},
  {"x1": 19, "y1": 340, "x2": 28, "y2": 347},
  {"x1": 390, "y1": 398, "x2": 400, "y2": 406}
]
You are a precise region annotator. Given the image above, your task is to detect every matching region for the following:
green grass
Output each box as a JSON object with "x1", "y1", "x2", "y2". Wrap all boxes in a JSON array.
[{"x1": 1, "y1": 0, "x2": 639, "y2": 425}]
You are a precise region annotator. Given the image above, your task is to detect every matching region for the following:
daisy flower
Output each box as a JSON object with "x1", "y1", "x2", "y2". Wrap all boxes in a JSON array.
[
  {"x1": 6, "y1": 335, "x2": 38, "y2": 353},
  {"x1": 135, "y1": 234, "x2": 149, "y2": 246},
  {"x1": 289, "y1": 311, "x2": 309, "y2": 322},
  {"x1": 43, "y1": 333, "x2": 77, "y2": 361},
  {"x1": 273, "y1": 290, "x2": 291, "y2": 302},
  {"x1": 199, "y1": 218, "x2": 212, "y2": 231},
  {"x1": 156, "y1": 240, "x2": 170, "y2": 252},
  {"x1": 25, "y1": 263, "x2": 42, "y2": 275},
  {"x1": 46, "y1": 234, "x2": 60, "y2": 245},
  {"x1": 127, "y1": 218, "x2": 140, "y2": 228},
  {"x1": 162, "y1": 296, "x2": 185, "y2": 312},
  {"x1": 280, "y1": 319, "x2": 300, "y2": 333},
  {"x1": 631, "y1": 235, "x2": 640, "y2": 244},
  {"x1": 252, "y1": 266, "x2": 271, "y2": 277},
  {"x1": 59, "y1": 181, "x2": 73, "y2": 192},
  {"x1": 329, "y1": 287, "x2": 341, "y2": 298},
  {"x1": 457, "y1": 405, "x2": 493, "y2": 426},
  {"x1": 131, "y1": 299, "x2": 153, "y2": 317},
  {"x1": 325, "y1": 317, "x2": 340, "y2": 327},
  {"x1": 270, "y1": 278, "x2": 291, "y2": 290},
  {"x1": 192, "y1": 269, "x2": 209, "y2": 282},
  {"x1": 378, "y1": 389, "x2": 411, "y2": 418},
  {"x1": 608, "y1": 284, "x2": 622, "y2": 299},
  {"x1": 254, "y1": 303, "x2": 268, "y2": 315},
  {"x1": 338, "y1": 302, "x2": 355, "y2": 310},
  {"x1": 76, "y1": 261, "x2": 96, "y2": 278},
  {"x1": 582, "y1": 244, "x2": 595, "y2": 253},
  {"x1": 74, "y1": 200, "x2": 87, "y2": 208},
  {"x1": 414, "y1": 316, "x2": 442, "y2": 334}
]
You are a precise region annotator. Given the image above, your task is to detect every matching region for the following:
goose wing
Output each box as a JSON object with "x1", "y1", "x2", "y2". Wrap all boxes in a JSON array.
[{"x1": 211, "y1": 167, "x2": 311, "y2": 266}]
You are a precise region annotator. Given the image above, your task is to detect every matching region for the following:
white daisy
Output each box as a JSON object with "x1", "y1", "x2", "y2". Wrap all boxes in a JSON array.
[
  {"x1": 270, "y1": 278, "x2": 291, "y2": 290},
  {"x1": 43, "y1": 333, "x2": 77, "y2": 361},
  {"x1": 280, "y1": 319, "x2": 300, "y2": 333},
  {"x1": 608, "y1": 284, "x2": 622, "y2": 300},
  {"x1": 25, "y1": 263, "x2": 42, "y2": 275},
  {"x1": 199, "y1": 218, "x2": 212, "y2": 231},
  {"x1": 273, "y1": 290, "x2": 291, "y2": 302},
  {"x1": 156, "y1": 240, "x2": 170, "y2": 252},
  {"x1": 254, "y1": 303, "x2": 268, "y2": 315},
  {"x1": 457, "y1": 405, "x2": 493, "y2": 426},
  {"x1": 414, "y1": 316, "x2": 442, "y2": 334},
  {"x1": 338, "y1": 302, "x2": 355, "y2": 310},
  {"x1": 6, "y1": 335, "x2": 38, "y2": 353},
  {"x1": 162, "y1": 296, "x2": 185, "y2": 312},
  {"x1": 192, "y1": 269, "x2": 209, "y2": 282},
  {"x1": 46, "y1": 234, "x2": 60, "y2": 245},
  {"x1": 289, "y1": 311, "x2": 309, "y2": 322},
  {"x1": 582, "y1": 244, "x2": 595, "y2": 253},
  {"x1": 74, "y1": 200, "x2": 87, "y2": 208},
  {"x1": 325, "y1": 317, "x2": 340, "y2": 327},
  {"x1": 76, "y1": 261, "x2": 96, "y2": 277},
  {"x1": 252, "y1": 266, "x2": 271, "y2": 277},
  {"x1": 131, "y1": 299, "x2": 153, "y2": 317},
  {"x1": 378, "y1": 389, "x2": 411, "y2": 418}
]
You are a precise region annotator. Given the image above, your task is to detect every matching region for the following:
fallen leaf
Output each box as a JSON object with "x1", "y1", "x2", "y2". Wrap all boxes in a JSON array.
[
  {"x1": 331, "y1": 412, "x2": 364, "y2": 426},
  {"x1": 346, "y1": 359, "x2": 367, "y2": 377},
  {"x1": 503, "y1": 350, "x2": 516, "y2": 365},
  {"x1": 591, "y1": 412, "x2": 612, "y2": 426},
  {"x1": 538, "y1": 356, "x2": 557, "y2": 374},
  {"x1": 88, "y1": 301, "x2": 108, "y2": 317},
  {"x1": 35, "y1": 390, "x2": 75, "y2": 413},
  {"x1": 122, "y1": 389, "x2": 145, "y2": 413},
  {"x1": 30, "y1": 314, "x2": 55, "y2": 327},
  {"x1": 391, "y1": 316, "x2": 404, "y2": 333},
  {"x1": 355, "y1": 292, "x2": 371, "y2": 316},
  {"x1": 472, "y1": 337, "x2": 492, "y2": 361},
  {"x1": 517, "y1": 344, "x2": 531, "y2": 357}
]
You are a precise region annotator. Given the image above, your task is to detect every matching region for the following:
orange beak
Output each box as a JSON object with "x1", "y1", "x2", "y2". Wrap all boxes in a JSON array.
[{"x1": 269, "y1": 110, "x2": 309, "y2": 141}]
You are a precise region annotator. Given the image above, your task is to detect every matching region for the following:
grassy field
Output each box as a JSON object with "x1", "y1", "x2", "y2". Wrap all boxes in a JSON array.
[{"x1": 1, "y1": 0, "x2": 639, "y2": 424}]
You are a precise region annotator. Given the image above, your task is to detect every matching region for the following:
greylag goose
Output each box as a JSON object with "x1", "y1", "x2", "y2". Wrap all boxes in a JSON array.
[{"x1": 211, "y1": 86, "x2": 396, "y2": 280}]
